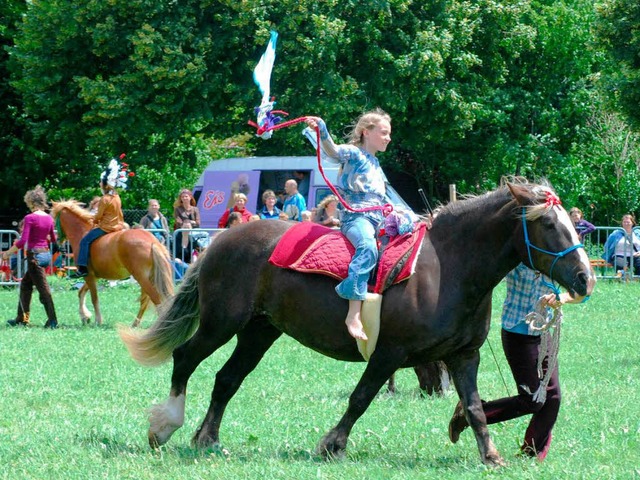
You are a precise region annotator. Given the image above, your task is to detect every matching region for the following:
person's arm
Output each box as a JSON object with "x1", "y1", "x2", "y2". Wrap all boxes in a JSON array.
[
  {"x1": 540, "y1": 291, "x2": 582, "y2": 309},
  {"x1": 173, "y1": 207, "x2": 183, "y2": 229},
  {"x1": 192, "y1": 207, "x2": 200, "y2": 227},
  {"x1": 217, "y1": 209, "x2": 231, "y2": 229},
  {"x1": 580, "y1": 219, "x2": 595, "y2": 237},
  {"x1": 305, "y1": 117, "x2": 340, "y2": 159},
  {"x1": 48, "y1": 218, "x2": 57, "y2": 245},
  {"x1": 93, "y1": 197, "x2": 107, "y2": 226}
]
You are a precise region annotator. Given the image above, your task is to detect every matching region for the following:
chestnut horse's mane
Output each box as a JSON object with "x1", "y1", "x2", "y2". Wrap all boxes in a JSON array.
[{"x1": 51, "y1": 200, "x2": 93, "y2": 241}]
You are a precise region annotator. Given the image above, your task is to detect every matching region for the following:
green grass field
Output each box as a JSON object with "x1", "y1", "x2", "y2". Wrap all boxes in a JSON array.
[{"x1": 1, "y1": 277, "x2": 639, "y2": 479}]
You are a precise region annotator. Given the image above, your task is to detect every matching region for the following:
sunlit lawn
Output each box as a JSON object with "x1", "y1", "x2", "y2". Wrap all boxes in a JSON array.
[{"x1": 1, "y1": 277, "x2": 639, "y2": 479}]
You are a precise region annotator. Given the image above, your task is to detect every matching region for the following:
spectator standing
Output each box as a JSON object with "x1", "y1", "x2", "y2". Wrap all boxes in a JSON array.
[
  {"x1": 282, "y1": 179, "x2": 307, "y2": 221},
  {"x1": 258, "y1": 190, "x2": 283, "y2": 220},
  {"x1": 2, "y1": 185, "x2": 58, "y2": 328},
  {"x1": 217, "y1": 193, "x2": 254, "y2": 228},
  {"x1": 173, "y1": 189, "x2": 200, "y2": 264}
]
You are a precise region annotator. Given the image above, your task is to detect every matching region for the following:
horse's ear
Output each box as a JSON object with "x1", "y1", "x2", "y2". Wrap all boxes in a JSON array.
[{"x1": 506, "y1": 182, "x2": 533, "y2": 206}]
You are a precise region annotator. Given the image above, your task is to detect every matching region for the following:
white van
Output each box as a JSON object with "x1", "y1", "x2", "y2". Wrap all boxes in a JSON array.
[{"x1": 193, "y1": 156, "x2": 413, "y2": 228}]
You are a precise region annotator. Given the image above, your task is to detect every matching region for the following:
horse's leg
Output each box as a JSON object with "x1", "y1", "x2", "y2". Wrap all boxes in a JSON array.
[
  {"x1": 131, "y1": 291, "x2": 151, "y2": 328},
  {"x1": 387, "y1": 372, "x2": 397, "y2": 394},
  {"x1": 84, "y1": 276, "x2": 103, "y2": 326},
  {"x1": 447, "y1": 351, "x2": 505, "y2": 467},
  {"x1": 191, "y1": 317, "x2": 282, "y2": 449},
  {"x1": 77, "y1": 283, "x2": 92, "y2": 325},
  {"x1": 147, "y1": 315, "x2": 281, "y2": 449},
  {"x1": 317, "y1": 348, "x2": 406, "y2": 459}
]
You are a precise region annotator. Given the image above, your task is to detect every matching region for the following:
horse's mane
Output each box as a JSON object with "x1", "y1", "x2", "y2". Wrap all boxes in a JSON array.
[
  {"x1": 432, "y1": 180, "x2": 558, "y2": 226},
  {"x1": 51, "y1": 200, "x2": 93, "y2": 241}
]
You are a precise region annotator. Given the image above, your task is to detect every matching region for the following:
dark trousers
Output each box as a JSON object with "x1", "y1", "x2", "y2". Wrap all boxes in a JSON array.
[
  {"x1": 17, "y1": 251, "x2": 57, "y2": 323},
  {"x1": 614, "y1": 255, "x2": 640, "y2": 276},
  {"x1": 77, "y1": 228, "x2": 107, "y2": 268},
  {"x1": 481, "y1": 329, "x2": 560, "y2": 455}
]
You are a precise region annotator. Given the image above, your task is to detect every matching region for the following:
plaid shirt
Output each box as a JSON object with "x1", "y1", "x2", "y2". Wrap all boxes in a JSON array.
[{"x1": 502, "y1": 263, "x2": 553, "y2": 336}]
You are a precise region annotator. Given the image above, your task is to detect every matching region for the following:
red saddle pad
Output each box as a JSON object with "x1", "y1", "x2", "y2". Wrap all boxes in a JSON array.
[{"x1": 268, "y1": 222, "x2": 427, "y2": 293}]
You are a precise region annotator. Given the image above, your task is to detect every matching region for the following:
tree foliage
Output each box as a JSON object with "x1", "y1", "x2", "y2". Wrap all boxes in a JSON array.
[
  {"x1": 2, "y1": 0, "x2": 640, "y2": 224},
  {"x1": 594, "y1": 0, "x2": 640, "y2": 129}
]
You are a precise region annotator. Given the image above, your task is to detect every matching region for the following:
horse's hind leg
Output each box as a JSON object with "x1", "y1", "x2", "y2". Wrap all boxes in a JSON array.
[
  {"x1": 191, "y1": 317, "x2": 282, "y2": 449},
  {"x1": 77, "y1": 283, "x2": 92, "y2": 325},
  {"x1": 148, "y1": 314, "x2": 280, "y2": 449},
  {"x1": 317, "y1": 347, "x2": 407, "y2": 459},
  {"x1": 131, "y1": 291, "x2": 151, "y2": 328}
]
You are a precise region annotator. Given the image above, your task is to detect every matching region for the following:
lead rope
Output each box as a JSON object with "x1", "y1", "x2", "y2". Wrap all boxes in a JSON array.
[{"x1": 522, "y1": 300, "x2": 563, "y2": 404}]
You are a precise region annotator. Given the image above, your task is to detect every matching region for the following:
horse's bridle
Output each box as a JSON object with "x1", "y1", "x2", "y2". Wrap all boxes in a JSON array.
[{"x1": 521, "y1": 207, "x2": 586, "y2": 300}]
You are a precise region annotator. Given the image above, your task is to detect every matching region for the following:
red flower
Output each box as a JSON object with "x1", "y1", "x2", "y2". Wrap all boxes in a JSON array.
[
  {"x1": 128, "y1": 172, "x2": 135, "y2": 177},
  {"x1": 120, "y1": 153, "x2": 126, "y2": 160}
]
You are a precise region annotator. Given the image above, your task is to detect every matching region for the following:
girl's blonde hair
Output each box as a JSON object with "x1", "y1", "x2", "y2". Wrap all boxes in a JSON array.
[{"x1": 347, "y1": 108, "x2": 391, "y2": 146}]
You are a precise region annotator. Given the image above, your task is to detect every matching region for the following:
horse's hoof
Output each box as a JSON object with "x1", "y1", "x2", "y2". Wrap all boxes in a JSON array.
[
  {"x1": 482, "y1": 452, "x2": 506, "y2": 468},
  {"x1": 316, "y1": 431, "x2": 347, "y2": 460},
  {"x1": 149, "y1": 433, "x2": 158, "y2": 449}
]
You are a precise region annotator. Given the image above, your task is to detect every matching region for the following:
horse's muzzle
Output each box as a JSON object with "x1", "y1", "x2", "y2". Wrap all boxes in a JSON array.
[{"x1": 570, "y1": 269, "x2": 596, "y2": 300}]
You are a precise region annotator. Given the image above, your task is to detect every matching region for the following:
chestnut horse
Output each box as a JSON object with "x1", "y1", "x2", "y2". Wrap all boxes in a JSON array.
[
  {"x1": 119, "y1": 182, "x2": 595, "y2": 466},
  {"x1": 52, "y1": 201, "x2": 174, "y2": 327}
]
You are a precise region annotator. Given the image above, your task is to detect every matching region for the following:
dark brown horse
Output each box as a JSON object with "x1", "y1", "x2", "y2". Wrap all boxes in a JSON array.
[
  {"x1": 119, "y1": 182, "x2": 595, "y2": 466},
  {"x1": 52, "y1": 201, "x2": 174, "y2": 327}
]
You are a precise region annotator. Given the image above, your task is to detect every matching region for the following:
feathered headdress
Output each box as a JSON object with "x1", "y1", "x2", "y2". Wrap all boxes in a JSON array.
[{"x1": 101, "y1": 153, "x2": 134, "y2": 189}]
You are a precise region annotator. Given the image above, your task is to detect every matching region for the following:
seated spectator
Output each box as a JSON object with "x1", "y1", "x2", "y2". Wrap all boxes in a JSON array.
[
  {"x1": 259, "y1": 190, "x2": 283, "y2": 220},
  {"x1": 217, "y1": 193, "x2": 254, "y2": 228},
  {"x1": 569, "y1": 207, "x2": 595, "y2": 241},
  {"x1": 139, "y1": 199, "x2": 170, "y2": 246},
  {"x1": 226, "y1": 211, "x2": 243, "y2": 228},
  {"x1": 602, "y1": 214, "x2": 640, "y2": 275},
  {"x1": 282, "y1": 179, "x2": 307, "y2": 221},
  {"x1": 313, "y1": 195, "x2": 341, "y2": 228}
]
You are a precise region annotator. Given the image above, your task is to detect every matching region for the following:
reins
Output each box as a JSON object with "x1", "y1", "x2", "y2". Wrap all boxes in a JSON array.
[{"x1": 249, "y1": 115, "x2": 393, "y2": 216}]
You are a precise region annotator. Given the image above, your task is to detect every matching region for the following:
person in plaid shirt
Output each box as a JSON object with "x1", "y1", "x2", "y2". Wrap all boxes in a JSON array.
[{"x1": 448, "y1": 262, "x2": 579, "y2": 461}]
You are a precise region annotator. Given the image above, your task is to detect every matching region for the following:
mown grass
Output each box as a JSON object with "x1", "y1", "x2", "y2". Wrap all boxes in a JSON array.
[{"x1": 1, "y1": 277, "x2": 639, "y2": 479}]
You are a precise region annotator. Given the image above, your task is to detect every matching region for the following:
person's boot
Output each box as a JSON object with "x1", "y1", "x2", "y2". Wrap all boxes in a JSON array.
[{"x1": 7, "y1": 312, "x2": 30, "y2": 327}]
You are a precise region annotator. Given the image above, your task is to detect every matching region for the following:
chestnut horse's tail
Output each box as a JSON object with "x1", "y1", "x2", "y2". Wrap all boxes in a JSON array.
[
  {"x1": 151, "y1": 243, "x2": 175, "y2": 301},
  {"x1": 119, "y1": 254, "x2": 203, "y2": 366}
]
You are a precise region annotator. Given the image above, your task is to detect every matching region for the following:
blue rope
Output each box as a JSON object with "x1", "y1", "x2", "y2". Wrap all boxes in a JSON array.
[{"x1": 521, "y1": 207, "x2": 585, "y2": 299}]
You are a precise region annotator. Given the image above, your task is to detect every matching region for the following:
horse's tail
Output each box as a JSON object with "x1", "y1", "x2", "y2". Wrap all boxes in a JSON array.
[
  {"x1": 118, "y1": 255, "x2": 203, "y2": 366},
  {"x1": 150, "y1": 242, "x2": 174, "y2": 300}
]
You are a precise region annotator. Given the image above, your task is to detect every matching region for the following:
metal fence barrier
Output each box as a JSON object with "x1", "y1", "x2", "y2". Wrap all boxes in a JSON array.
[
  {"x1": 0, "y1": 230, "x2": 22, "y2": 286},
  {"x1": 584, "y1": 226, "x2": 640, "y2": 281}
]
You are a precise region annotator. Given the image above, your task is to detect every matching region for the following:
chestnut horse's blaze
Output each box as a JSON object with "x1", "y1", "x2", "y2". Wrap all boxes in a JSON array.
[
  {"x1": 52, "y1": 200, "x2": 174, "y2": 327},
  {"x1": 119, "y1": 182, "x2": 594, "y2": 466}
]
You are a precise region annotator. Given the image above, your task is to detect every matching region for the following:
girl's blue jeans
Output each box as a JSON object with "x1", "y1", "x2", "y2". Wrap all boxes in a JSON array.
[{"x1": 336, "y1": 214, "x2": 380, "y2": 301}]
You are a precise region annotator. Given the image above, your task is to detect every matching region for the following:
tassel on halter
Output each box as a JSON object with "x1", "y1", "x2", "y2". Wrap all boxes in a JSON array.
[{"x1": 522, "y1": 299, "x2": 563, "y2": 404}]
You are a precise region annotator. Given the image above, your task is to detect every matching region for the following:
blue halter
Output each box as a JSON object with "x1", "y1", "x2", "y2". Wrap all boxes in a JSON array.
[{"x1": 521, "y1": 207, "x2": 585, "y2": 299}]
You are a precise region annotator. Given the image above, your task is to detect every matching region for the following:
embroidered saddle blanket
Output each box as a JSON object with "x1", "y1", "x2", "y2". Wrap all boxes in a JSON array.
[{"x1": 268, "y1": 222, "x2": 427, "y2": 294}]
